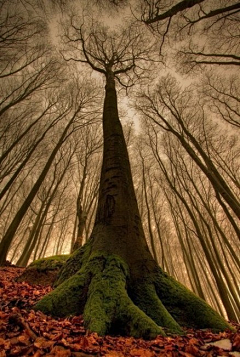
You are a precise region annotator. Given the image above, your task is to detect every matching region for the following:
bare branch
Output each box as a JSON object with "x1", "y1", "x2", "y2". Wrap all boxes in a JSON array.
[
  {"x1": 183, "y1": 2, "x2": 240, "y2": 26},
  {"x1": 62, "y1": 14, "x2": 159, "y2": 88},
  {"x1": 142, "y1": 0, "x2": 205, "y2": 24}
]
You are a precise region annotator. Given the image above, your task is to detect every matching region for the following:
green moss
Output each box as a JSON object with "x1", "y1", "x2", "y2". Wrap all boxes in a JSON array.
[
  {"x1": 34, "y1": 266, "x2": 90, "y2": 317},
  {"x1": 83, "y1": 253, "x2": 128, "y2": 335},
  {"x1": 34, "y1": 251, "x2": 109, "y2": 318},
  {"x1": 155, "y1": 269, "x2": 232, "y2": 331},
  {"x1": 83, "y1": 253, "x2": 165, "y2": 339},
  {"x1": 34, "y1": 251, "x2": 232, "y2": 339},
  {"x1": 130, "y1": 281, "x2": 183, "y2": 335},
  {"x1": 54, "y1": 238, "x2": 93, "y2": 287},
  {"x1": 29, "y1": 254, "x2": 70, "y2": 271},
  {"x1": 35, "y1": 251, "x2": 165, "y2": 338},
  {"x1": 116, "y1": 294, "x2": 164, "y2": 339},
  {"x1": 16, "y1": 255, "x2": 70, "y2": 286}
]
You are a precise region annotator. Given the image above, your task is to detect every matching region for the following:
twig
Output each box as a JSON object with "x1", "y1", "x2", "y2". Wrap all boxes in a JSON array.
[{"x1": 9, "y1": 313, "x2": 38, "y2": 340}]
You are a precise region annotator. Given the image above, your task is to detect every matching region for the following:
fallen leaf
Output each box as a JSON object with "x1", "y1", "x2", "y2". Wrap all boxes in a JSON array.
[
  {"x1": 47, "y1": 345, "x2": 72, "y2": 356},
  {"x1": 233, "y1": 334, "x2": 240, "y2": 351},
  {"x1": 33, "y1": 351, "x2": 42, "y2": 357},
  {"x1": 206, "y1": 339, "x2": 232, "y2": 351},
  {"x1": 72, "y1": 353, "x2": 97, "y2": 357},
  {"x1": 130, "y1": 347, "x2": 155, "y2": 356},
  {"x1": 10, "y1": 337, "x2": 19, "y2": 345},
  {"x1": 0, "y1": 267, "x2": 239, "y2": 357},
  {"x1": 34, "y1": 336, "x2": 55, "y2": 349},
  {"x1": 217, "y1": 351, "x2": 231, "y2": 356},
  {"x1": 180, "y1": 352, "x2": 195, "y2": 357},
  {"x1": 230, "y1": 352, "x2": 240, "y2": 357},
  {"x1": 105, "y1": 352, "x2": 125, "y2": 357},
  {"x1": 185, "y1": 344, "x2": 199, "y2": 356},
  {"x1": 188, "y1": 338, "x2": 200, "y2": 345},
  {"x1": 18, "y1": 333, "x2": 31, "y2": 345},
  {"x1": 81, "y1": 336, "x2": 89, "y2": 349}
]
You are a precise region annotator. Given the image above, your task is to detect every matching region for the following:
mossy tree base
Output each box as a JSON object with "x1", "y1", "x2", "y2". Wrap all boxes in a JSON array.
[
  {"x1": 17, "y1": 255, "x2": 70, "y2": 286},
  {"x1": 34, "y1": 244, "x2": 231, "y2": 339}
]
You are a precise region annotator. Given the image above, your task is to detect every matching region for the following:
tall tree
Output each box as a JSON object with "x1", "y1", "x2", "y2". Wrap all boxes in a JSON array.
[
  {"x1": 0, "y1": 79, "x2": 99, "y2": 265},
  {"x1": 70, "y1": 123, "x2": 102, "y2": 252},
  {"x1": 142, "y1": 123, "x2": 240, "y2": 321},
  {"x1": 16, "y1": 146, "x2": 75, "y2": 267},
  {"x1": 136, "y1": 75, "x2": 240, "y2": 221},
  {"x1": 34, "y1": 19, "x2": 230, "y2": 338}
]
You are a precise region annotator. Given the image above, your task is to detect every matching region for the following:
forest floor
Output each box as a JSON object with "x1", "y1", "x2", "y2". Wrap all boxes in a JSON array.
[{"x1": 0, "y1": 266, "x2": 239, "y2": 357}]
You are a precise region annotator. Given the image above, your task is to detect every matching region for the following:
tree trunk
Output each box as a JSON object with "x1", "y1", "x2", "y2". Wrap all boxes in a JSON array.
[
  {"x1": 0, "y1": 109, "x2": 77, "y2": 266},
  {"x1": 34, "y1": 72, "x2": 231, "y2": 338},
  {"x1": 72, "y1": 205, "x2": 86, "y2": 251},
  {"x1": 72, "y1": 164, "x2": 88, "y2": 252}
]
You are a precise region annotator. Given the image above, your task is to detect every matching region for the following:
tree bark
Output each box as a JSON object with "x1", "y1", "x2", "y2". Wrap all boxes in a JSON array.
[{"x1": 34, "y1": 72, "x2": 231, "y2": 338}]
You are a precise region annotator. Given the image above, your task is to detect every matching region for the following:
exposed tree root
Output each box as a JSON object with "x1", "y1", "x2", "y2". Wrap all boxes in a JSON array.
[
  {"x1": 154, "y1": 270, "x2": 231, "y2": 332},
  {"x1": 34, "y1": 248, "x2": 232, "y2": 339}
]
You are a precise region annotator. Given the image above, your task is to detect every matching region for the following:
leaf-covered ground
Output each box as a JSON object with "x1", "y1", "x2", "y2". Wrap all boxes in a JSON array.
[{"x1": 0, "y1": 267, "x2": 239, "y2": 357}]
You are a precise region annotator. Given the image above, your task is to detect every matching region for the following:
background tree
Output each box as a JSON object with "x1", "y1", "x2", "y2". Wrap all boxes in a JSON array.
[
  {"x1": 140, "y1": 0, "x2": 240, "y2": 66},
  {"x1": 70, "y1": 123, "x2": 102, "y2": 252},
  {"x1": 135, "y1": 78, "x2": 240, "y2": 321},
  {"x1": 136, "y1": 75, "x2": 240, "y2": 221},
  {"x1": 16, "y1": 144, "x2": 76, "y2": 267},
  {"x1": 0, "y1": 76, "x2": 101, "y2": 265}
]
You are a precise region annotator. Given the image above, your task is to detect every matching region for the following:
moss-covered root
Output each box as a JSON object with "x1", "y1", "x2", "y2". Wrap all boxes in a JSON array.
[
  {"x1": 54, "y1": 238, "x2": 93, "y2": 287},
  {"x1": 34, "y1": 252, "x2": 164, "y2": 338},
  {"x1": 28, "y1": 254, "x2": 70, "y2": 270},
  {"x1": 35, "y1": 251, "x2": 231, "y2": 339},
  {"x1": 131, "y1": 282, "x2": 183, "y2": 335},
  {"x1": 155, "y1": 269, "x2": 233, "y2": 332},
  {"x1": 16, "y1": 254, "x2": 70, "y2": 286},
  {"x1": 34, "y1": 268, "x2": 90, "y2": 317},
  {"x1": 83, "y1": 254, "x2": 164, "y2": 339}
]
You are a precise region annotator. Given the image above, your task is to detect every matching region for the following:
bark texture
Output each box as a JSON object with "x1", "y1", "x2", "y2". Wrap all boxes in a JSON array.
[{"x1": 34, "y1": 73, "x2": 231, "y2": 338}]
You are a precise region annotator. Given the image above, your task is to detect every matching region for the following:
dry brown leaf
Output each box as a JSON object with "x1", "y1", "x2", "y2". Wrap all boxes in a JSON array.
[
  {"x1": 32, "y1": 351, "x2": 42, "y2": 357},
  {"x1": 18, "y1": 333, "x2": 31, "y2": 345},
  {"x1": 188, "y1": 338, "x2": 200, "y2": 345},
  {"x1": 233, "y1": 334, "x2": 240, "y2": 351},
  {"x1": 47, "y1": 345, "x2": 72, "y2": 356},
  {"x1": 34, "y1": 336, "x2": 55, "y2": 349},
  {"x1": 130, "y1": 347, "x2": 155, "y2": 356},
  {"x1": 207, "y1": 338, "x2": 232, "y2": 351},
  {"x1": 0, "y1": 267, "x2": 239, "y2": 357},
  {"x1": 185, "y1": 343, "x2": 199, "y2": 356},
  {"x1": 180, "y1": 353, "x2": 195, "y2": 357},
  {"x1": 105, "y1": 352, "x2": 125, "y2": 357}
]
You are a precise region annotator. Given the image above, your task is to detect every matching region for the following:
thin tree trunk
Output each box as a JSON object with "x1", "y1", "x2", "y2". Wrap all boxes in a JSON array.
[
  {"x1": 0, "y1": 108, "x2": 80, "y2": 265},
  {"x1": 0, "y1": 111, "x2": 66, "y2": 200},
  {"x1": 139, "y1": 154, "x2": 158, "y2": 262}
]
